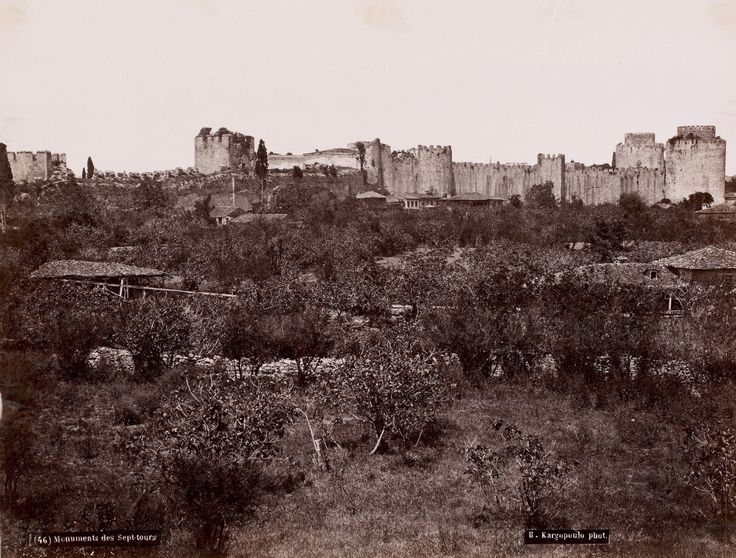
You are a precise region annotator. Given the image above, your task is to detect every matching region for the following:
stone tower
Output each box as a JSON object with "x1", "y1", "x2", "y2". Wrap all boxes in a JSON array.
[
  {"x1": 536, "y1": 154, "x2": 566, "y2": 200},
  {"x1": 665, "y1": 125, "x2": 726, "y2": 204},
  {"x1": 615, "y1": 133, "x2": 665, "y2": 170},
  {"x1": 194, "y1": 127, "x2": 255, "y2": 175},
  {"x1": 416, "y1": 145, "x2": 454, "y2": 196}
]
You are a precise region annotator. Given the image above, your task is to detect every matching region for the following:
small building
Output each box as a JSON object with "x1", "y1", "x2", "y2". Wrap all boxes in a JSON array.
[
  {"x1": 562, "y1": 262, "x2": 686, "y2": 311},
  {"x1": 396, "y1": 193, "x2": 441, "y2": 210},
  {"x1": 30, "y1": 260, "x2": 166, "y2": 300},
  {"x1": 442, "y1": 192, "x2": 506, "y2": 208},
  {"x1": 695, "y1": 203, "x2": 736, "y2": 223},
  {"x1": 210, "y1": 206, "x2": 248, "y2": 226},
  {"x1": 652, "y1": 246, "x2": 736, "y2": 286},
  {"x1": 355, "y1": 190, "x2": 387, "y2": 208},
  {"x1": 385, "y1": 195, "x2": 402, "y2": 209}
]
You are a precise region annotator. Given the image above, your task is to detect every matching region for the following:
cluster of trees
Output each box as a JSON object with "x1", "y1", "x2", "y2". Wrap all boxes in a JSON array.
[
  {"x1": 3, "y1": 253, "x2": 735, "y2": 553},
  {"x1": 1, "y1": 167, "x2": 736, "y2": 554}
]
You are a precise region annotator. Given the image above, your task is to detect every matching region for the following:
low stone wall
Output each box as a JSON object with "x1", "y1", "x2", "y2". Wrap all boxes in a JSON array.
[{"x1": 87, "y1": 347, "x2": 345, "y2": 379}]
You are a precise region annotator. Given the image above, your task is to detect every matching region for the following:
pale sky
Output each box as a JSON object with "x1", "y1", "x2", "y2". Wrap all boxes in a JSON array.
[{"x1": 1, "y1": 0, "x2": 735, "y2": 174}]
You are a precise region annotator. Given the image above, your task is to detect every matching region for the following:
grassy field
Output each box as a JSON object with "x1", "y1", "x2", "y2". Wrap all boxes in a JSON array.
[
  {"x1": 224, "y1": 381, "x2": 734, "y2": 558},
  {"x1": 1, "y1": 357, "x2": 734, "y2": 558}
]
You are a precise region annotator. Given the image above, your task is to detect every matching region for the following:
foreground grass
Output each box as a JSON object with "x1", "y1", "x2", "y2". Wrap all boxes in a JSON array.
[
  {"x1": 2, "y1": 362, "x2": 734, "y2": 558},
  {"x1": 232, "y1": 382, "x2": 733, "y2": 558}
]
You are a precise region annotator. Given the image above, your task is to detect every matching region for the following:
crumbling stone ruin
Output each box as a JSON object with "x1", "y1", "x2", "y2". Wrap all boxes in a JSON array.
[
  {"x1": 194, "y1": 127, "x2": 255, "y2": 175},
  {"x1": 8, "y1": 151, "x2": 71, "y2": 183}
]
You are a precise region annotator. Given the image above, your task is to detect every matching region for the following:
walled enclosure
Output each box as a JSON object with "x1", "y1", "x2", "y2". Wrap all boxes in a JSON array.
[{"x1": 194, "y1": 125, "x2": 726, "y2": 205}]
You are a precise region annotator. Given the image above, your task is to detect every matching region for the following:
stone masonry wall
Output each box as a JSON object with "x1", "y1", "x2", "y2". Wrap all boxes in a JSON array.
[
  {"x1": 194, "y1": 129, "x2": 255, "y2": 175},
  {"x1": 389, "y1": 150, "x2": 418, "y2": 195},
  {"x1": 8, "y1": 151, "x2": 53, "y2": 182},
  {"x1": 452, "y1": 162, "x2": 492, "y2": 194},
  {"x1": 536, "y1": 154, "x2": 566, "y2": 199},
  {"x1": 416, "y1": 145, "x2": 454, "y2": 195},
  {"x1": 615, "y1": 133, "x2": 665, "y2": 170},
  {"x1": 666, "y1": 131, "x2": 726, "y2": 204},
  {"x1": 201, "y1": 124, "x2": 725, "y2": 205}
]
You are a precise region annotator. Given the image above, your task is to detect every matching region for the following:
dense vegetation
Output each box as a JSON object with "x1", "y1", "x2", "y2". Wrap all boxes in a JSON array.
[{"x1": 0, "y1": 176, "x2": 734, "y2": 556}]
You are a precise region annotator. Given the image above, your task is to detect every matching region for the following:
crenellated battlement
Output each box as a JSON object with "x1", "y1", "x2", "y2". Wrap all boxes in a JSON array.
[
  {"x1": 453, "y1": 162, "x2": 492, "y2": 169},
  {"x1": 623, "y1": 133, "x2": 656, "y2": 145},
  {"x1": 194, "y1": 126, "x2": 255, "y2": 175},
  {"x1": 676, "y1": 125, "x2": 716, "y2": 140},
  {"x1": 186, "y1": 123, "x2": 726, "y2": 206},
  {"x1": 7, "y1": 150, "x2": 69, "y2": 182},
  {"x1": 9, "y1": 150, "x2": 51, "y2": 160},
  {"x1": 537, "y1": 153, "x2": 565, "y2": 163},
  {"x1": 666, "y1": 125, "x2": 725, "y2": 203},
  {"x1": 417, "y1": 144, "x2": 452, "y2": 153}
]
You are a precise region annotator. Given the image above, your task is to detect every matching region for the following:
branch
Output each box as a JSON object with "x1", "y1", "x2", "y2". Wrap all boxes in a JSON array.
[
  {"x1": 185, "y1": 377, "x2": 203, "y2": 405},
  {"x1": 369, "y1": 426, "x2": 387, "y2": 456}
]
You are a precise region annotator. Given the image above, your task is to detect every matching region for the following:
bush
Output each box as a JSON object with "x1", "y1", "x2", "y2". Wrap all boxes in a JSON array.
[
  {"x1": 117, "y1": 297, "x2": 189, "y2": 380},
  {"x1": 166, "y1": 455, "x2": 265, "y2": 555},
  {"x1": 682, "y1": 422, "x2": 736, "y2": 527},
  {"x1": 15, "y1": 283, "x2": 120, "y2": 379},
  {"x1": 333, "y1": 330, "x2": 453, "y2": 453},
  {"x1": 464, "y1": 420, "x2": 572, "y2": 528}
]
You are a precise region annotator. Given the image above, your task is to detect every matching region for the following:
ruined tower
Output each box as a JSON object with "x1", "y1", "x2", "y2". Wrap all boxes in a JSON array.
[
  {"x1": 194, "y1": 127, "x2": 255, "y2": 175},
  {"x1": 615, "y1": 133, "x2": 665, "y2": 170},
  {"x1": 665, "y1": 125, "x2": 726, "y2": 204},
  {"x1": 7, "y1": 151, "x2": 67, "y2": 182},
  {"x1": 364, "y1": 138, "x2": 394, "y2": 191}
]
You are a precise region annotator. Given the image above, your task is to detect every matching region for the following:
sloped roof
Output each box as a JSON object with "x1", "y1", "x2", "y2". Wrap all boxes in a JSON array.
[
  {"x1": 653, "y1": 246, "x2": 736, "y2": 270},
  {"x1": 695, "y1": 203, "x2": 736, "y2": 215},
  {"x1": 446, "y1": 192, "x2": 506, "y2": 202},
  {"x1": 356, "y1": 190, "x2": 387, "y2": 199},
  {"x1": 31, "y1": 260, "x2": 165, "y2": 279},
  {"x1": 563, "y1": 263, "x2": 685, "y2": 288},
  {"x1": 210, "y1": 193, "x2": 252, "y2": 211},
  {"x1": 210, "y1": 205, "x2": 247, "y2": 219},
  {"x1": 397, "y1": 193, "x2": 441, "y2": 200}
]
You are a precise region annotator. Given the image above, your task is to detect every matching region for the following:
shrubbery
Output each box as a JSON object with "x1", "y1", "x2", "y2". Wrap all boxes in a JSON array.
[{"x1": 2, "y1": 175, "x2": 736, "y2": 555}]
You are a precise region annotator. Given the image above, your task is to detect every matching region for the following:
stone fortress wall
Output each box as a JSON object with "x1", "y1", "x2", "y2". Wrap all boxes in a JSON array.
[
  {"x1": 193, "y1": 125, "x2": 726, "y2": 205},
  {"x1": 615, "y1": 133, "x2": 665, "y2": 171},
  {"x1": 194, "y1": 127, "x2": 255, "y2": 175},
  {"x1": 8, "y1": 151, "x2": 68, "y2": 182},
  {"x1": 269, "y1": 148, "x2": 360, "y2": 171},
  {"x1": 448, "y1": 126, "x2": 722, "y2": 205},
  {"x1": 665, "y1": 126, "x2": 726, "y2": 204}
]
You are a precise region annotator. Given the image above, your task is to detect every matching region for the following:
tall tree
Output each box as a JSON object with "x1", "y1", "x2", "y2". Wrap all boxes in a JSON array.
[
  {"x1": 81, "y1": 168, "x2": 86, "y2": 180},
  {"x1": 86, "y1": 156, "x2": 95, "y2": 179},
  {"x1": 0, "y1": 143, "x2": 14, "y2": 234},
  {"x1": 355, "y1": 141, "x2": 366, "y2": 193},
  {"x1": 255, "y1": 139, "x2": 268, "y2": 212}
]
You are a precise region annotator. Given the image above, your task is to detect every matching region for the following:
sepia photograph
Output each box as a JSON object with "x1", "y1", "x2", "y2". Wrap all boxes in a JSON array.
[{"x1": 0, "y1": 0, "x2": 735, "y2": 556}]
